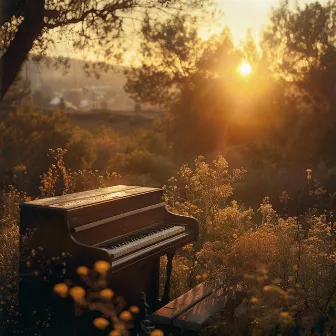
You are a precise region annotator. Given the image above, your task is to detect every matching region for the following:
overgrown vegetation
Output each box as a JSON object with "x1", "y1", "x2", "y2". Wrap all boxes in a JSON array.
[{"x1": 1, "y1": 0, "x2": 336, "y2": 335}]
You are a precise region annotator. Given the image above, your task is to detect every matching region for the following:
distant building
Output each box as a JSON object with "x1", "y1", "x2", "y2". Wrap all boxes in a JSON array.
[{"x1": 48, "y1": 96, "x2": 78, "y2": 112}]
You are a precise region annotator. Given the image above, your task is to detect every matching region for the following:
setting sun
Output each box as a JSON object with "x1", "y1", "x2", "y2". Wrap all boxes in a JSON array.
[{"x1": 238, "y1": 61, "x2": 252, "y2": 77}]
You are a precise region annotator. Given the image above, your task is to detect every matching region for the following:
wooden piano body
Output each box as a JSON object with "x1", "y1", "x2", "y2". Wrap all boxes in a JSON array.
[{"x1": 19, "y1": 185, "x2": 199, "y2": 335}]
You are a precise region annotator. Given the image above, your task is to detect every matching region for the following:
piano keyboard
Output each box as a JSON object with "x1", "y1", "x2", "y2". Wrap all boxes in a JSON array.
[{"x1": 98, "y1": 225, "x2": 186, "y2": 258}]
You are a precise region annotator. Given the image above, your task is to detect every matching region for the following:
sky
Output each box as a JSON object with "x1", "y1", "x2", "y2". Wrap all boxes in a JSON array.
[
  {"x1": 55, "y1": 0, "x2": 282, "y2": 61},
  {"x1": 208, "y1": 0, "x2": 327, "y2": 44},
  {"x1": 54, "y1": 0, "x2": 323, "y2": 63},
  {"x1": 209, "y1": 0, "x2": 281, "y2": 44}
]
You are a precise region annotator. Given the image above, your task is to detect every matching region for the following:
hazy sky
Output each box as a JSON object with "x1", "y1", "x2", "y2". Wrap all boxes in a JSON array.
[
  {"x1": 55, "y1": 0, "x2": 323, "y2": 62},
  {"x1": 207, "y1": 0, "x2": 326, "y2": 44},
  {"x1": 55, "y1": 0, "x2": 281, "y2": 58},
  {"x1": 212, "y1": 0, "x2": 280, "y2": 43}
]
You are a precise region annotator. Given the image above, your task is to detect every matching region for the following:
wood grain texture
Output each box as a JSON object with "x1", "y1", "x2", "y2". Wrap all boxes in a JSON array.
[
  {"x1": 22, "y1": 185, "x2": 136, "y2": 206},
  {"x1": 149, "y1": 282, "x2": 212, "y2": 325},
  {"x1": 173, "y1": 292, "x2": 227, "y2": 331}
]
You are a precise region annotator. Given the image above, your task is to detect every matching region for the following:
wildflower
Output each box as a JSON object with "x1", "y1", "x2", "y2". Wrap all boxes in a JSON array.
[
  {"x1": 109, "y1": 331, "x2": 121, "y2": 336},
  {"x1": 250, "y1": 297, "x2": 259, "y2": 304},
  {"x1": 53, "y1": 283, "x2": 68, "y2": 298},
  {"x1": 76, "y1": 266, "x2": 89, "y2": 276},
  {"x1": 69, "y1": 286, "x2": 85, "y2": 301},
  {"x1": 129, "y1": 305, "x2": 140, "y2": 314},
  {"x1": 100, "y1": 289, "x2": 114, "y2": 300},
  {"x1": 120, "y1": 311, "x2": 132, "y2": 322},
  {"x1": 263, "y1": 285, "x2": 272, "y2": 292},
  {"x1": 202, "y1": 273, "x2": 208, "y2": 280},
  {"x1": 114, "y1": 323, "x2": 124, "y2": 331},
  {"x1": 280, "y1": 311, "x2": 289, "y2": 318},
  {"x1": 93, "y1": 317, "x2": 109, "y2": 330},
  {"x1": 232, "y1": 233, "x2": 238, "y2": 239},
  {"x1": 195, "y1": 275, "x2": 201, "y2": 280},
  {"x1": 94, "y1": 260, "x2": 110, "y2": 274},
  {"x1": 306, "y1": 169, "x2": 312, "y2": 181},
  {"x1": 150, "y1": 330, "x2": 164, "y2": 336}
]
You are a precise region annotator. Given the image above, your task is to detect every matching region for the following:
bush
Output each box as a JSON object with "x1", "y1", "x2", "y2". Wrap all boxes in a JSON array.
[{"x1": 164, "y1": 157, "x2": 336, "y2": 335}]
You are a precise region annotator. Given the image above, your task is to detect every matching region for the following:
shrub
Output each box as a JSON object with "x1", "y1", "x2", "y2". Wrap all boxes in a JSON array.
[{"x1": 164, "y1": 158, "x2": 336, "y2": 335}]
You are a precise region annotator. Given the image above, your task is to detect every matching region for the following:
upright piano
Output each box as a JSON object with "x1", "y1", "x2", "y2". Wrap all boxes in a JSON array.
[{"x1": 19, "y1": 185, "x2": 199, "y2": 335}]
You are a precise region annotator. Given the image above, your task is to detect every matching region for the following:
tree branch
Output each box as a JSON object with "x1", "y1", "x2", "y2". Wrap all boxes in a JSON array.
[{"x1": 0, "y1": 0, "x2": 45, "y2": 102}]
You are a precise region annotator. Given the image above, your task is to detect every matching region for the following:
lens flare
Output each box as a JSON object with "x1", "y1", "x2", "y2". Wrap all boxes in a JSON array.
[{"x1": 238, "y1": 61, "x2": 252, "y2": 77}]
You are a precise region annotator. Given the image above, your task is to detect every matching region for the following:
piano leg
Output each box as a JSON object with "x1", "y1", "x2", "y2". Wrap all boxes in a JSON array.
[{"x1": 162, "y1": 251, "x2": 175, "y2": 305}]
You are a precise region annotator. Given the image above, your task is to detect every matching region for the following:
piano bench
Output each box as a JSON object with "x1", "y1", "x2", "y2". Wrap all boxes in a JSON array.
[{"x1": 149, "y1": 282, "x2": 227, "y2": 334}]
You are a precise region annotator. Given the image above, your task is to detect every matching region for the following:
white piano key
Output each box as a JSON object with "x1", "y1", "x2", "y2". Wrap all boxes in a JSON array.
[{"x1": 108, "y1": 226, "x2": 185, "y2": 258}]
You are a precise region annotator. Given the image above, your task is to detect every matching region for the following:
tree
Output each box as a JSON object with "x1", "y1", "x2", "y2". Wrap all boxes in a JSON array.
[
  {"x1": 262, "y1": 1, "x2": 336, "y2": 106},
  {"x1": 125, "y1": 17, "x2": 289, "y2": 160},
  {"x1": 0, "y1": 106, "x2": 95, "y2": 195},
  {"x1": 125, "y1": 14, "x2": 205, "y2": 108},
  {"x1": 0, "y1": 0, "x2": 210, "y2": 102},
  {"x1": 261, "y1": 1, "x2": 336, "y2": 164},
  {"x1": 0, "y1": 73, "x2": 31, "y2": 111}
]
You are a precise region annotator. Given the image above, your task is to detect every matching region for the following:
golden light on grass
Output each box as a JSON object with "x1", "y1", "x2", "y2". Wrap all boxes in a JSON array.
[{"x1": 238, "y1": 61, "x2": 252, "y2": 77}]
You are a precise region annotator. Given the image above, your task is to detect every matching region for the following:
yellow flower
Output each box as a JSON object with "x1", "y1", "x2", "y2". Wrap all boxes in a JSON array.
[
  {"x1": 109, "y1": 331, "x2": 121, "y2": 336},
  {"x1": 250, "y1": 297, "x2": 259, "y2": 304},
  {"x1": 129, "y1": 305, "x2": 140, "y2": 314},
  {"x1": 150, "y1": 330, "x2": 164, "y2": 336},
  {"x1": 195, "y1": 275, "x2": 201, "y2": 280},
  {"x1": 202, "y1": 273, "x2": 208, "y2": 280},
  {"x1": 94, "y1": 260, "x2": 110, "y2": 274},
  {"x1": 232, "y1": 233, "x2": 238, "y2": 239},
  {"x1": 69, "y1": 286, "x2": 85, "y2": 301},
  {"x1": 114, "y1": 323, "x2": 124, "y2": 331},
  {"x1": 263, "y1": 285, "x2": 272, "y2": 292},
  {"x1": 26, "y1": 261, "x2": 31, "y2": 268},
  {"x1": 76, "y1": 266, "x2": 89, "y2": 276},
  {"x1": 120, "y1": 311, "x2": 132, "y2": 322},
  {"x1": 93, "y1": 317, "x2": 109, "y2": 330},
  {"x1": 53, "y1": 283, "x2": 68, "y2": 298},
  {"x1": 100, "y1": 289, "x2": 114, "y2": 300},
  {"x1": 280, "y1": 311, "x2": 290, "y2": 318}
]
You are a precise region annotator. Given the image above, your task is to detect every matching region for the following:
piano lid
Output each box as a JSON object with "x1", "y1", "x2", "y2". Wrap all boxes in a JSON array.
[{"x1": 21, "y1": 185, "x2": 163, "y2": 211}]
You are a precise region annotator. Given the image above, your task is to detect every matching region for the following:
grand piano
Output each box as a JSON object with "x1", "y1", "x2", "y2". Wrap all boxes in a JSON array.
[{"x1": 19, "y1": 185, "x2": 199, "y2": 335}]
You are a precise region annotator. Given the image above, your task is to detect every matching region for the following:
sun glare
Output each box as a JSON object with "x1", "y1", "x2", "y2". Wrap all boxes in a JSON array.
[{"x1": 238, "y1": 61, "x2": 252, "y2": 77}]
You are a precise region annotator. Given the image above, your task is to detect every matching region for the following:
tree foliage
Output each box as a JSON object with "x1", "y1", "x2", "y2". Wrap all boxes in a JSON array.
[{"x1": 0, "y1": 0, "x2": 211, "y2": 101}]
